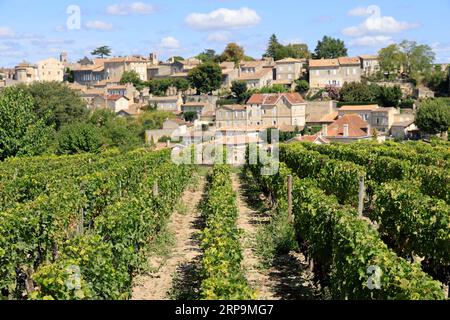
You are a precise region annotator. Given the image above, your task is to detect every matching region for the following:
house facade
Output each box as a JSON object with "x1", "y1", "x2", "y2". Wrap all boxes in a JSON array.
[
  {"x1": 14, "y1": 63, "x2": 38, "y2": 83},
  {"x1": 338, "y1": 105, "x2": 399, "y2": 134},
  {"x1": 246, "y1": 93, "x2": 307, "y2": 128},
  {"x1": 107, "y1": 95, "x2": 130, "y2": 113},
  {"x1": 216, "y1": 105, "x2": 248, "y2": 128},
  {"x1": 359, "y1": 55, "x2": 380, "y2": 77},
  {"x1": 104, "y1": 56, "x2": 148, "y2": 81},
  {"x1": 274, "y1": 58, "x2": 306, "y2": 86},
  {"x1": 37, "y1": 58, "x2": 64, "y2": 82},
  {"x1": 148, "y1": 94, "x2": 183, "y2": 112},
  {"x1": 309, "y1": 57, "x2": 361, "y2": 88}
]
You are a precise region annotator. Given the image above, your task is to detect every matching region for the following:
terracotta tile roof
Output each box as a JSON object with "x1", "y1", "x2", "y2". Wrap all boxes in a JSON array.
[
  {"x1": 309, "y1": 59, "x2": 339, "y2": 68},
  {"x1": 338, "y1": 57, "x2": 361, "y2": 65},
  {"x1": 276, "y1": 58, "x2": 306, "y2": 64},
  {"x1": 148, "y1": 95, "x2": 180, "y2": 102},
  {"x1": 240, "y1": 60, "x2": 266, "y2": 68},
  {"x1": 359, "y1": 55, "x2": 378, "y2": 60},
  {"x1": 219, "y1": 104, "x2": 247, "y2": 111},
  {"x1": 247, "y1": 92, "x2": 305, "y2": 105},
  {"x1": 104, "y1": 56, "x2": 148, "y2": 63},
  {"x1": 106, "y1": 95, "x2": 129, "y2": 101},
  {"x1": 107, "y1": 85, "x2": 127, "y2": 90},
  {"x1": 319, "y1": 112, "x2": 339, "y2": 122},
  {"x1": 339, "y1": 104, "x2": 379, "y2": 111},
  {"x1": 220, "y1": 62, "x2": 235, "y2": 69},
  {"x1": 325, "y1": 114, "x2": 369, "y2": 138},
  {"x1": 292, "y1": 134, "x2": 330, "y2": 144},
  {"x1": 238, "y1": 68, "x2": 272, "y2": 80}
]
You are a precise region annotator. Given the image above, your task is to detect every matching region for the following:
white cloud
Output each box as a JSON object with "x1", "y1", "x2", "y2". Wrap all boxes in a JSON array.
[
  {"x1": 350, "y1": 36, "x2": 394, "y2": 47},
  {"x1": 0, "y1": 27, "x2": 15, "y2": 38},
  {"x1": 85, "y1": 21, "x2": 114, "y2": 31},
  {"x1": 343, "y1": 5, "x2": 418, "y2": 37},
  {"x1": 159, "y1": 36, "x2": 180, "y2": 49},
  {"x1": 186, "y1": 7, "x2": 261, "y2": 30},
  {"x1": 207, "y1": 31, "x2": 232, "y2": 43},
  {"x1": 348, "y1": 7, "x2": 372, "y2": 17},
  {"x1": 107, "y1": 2, "x2": 155, "y2": 16}
]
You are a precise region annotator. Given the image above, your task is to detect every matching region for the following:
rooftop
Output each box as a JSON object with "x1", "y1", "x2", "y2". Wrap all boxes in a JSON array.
[{"x1": 247, "y1": 92, "x2": 305, "y2": 105}]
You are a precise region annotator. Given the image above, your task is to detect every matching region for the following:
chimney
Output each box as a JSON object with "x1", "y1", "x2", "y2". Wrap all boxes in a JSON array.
[
  {"x1": 343, "y1": 124, "x2": 349, "y2": 137},
  {"x1": 322, "y1": 124, "x2": 328, "y2": 136}
]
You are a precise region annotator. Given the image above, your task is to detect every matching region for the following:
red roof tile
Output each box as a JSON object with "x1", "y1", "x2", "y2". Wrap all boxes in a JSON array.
[
  {"x1": 247, "y1": 92, "x2": 305, "y2": 105},
  {"x1": 325, "y1": 114, "x2": 369, "y2": 137}
]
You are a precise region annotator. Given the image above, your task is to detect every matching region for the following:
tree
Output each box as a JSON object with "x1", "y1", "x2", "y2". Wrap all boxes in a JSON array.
[
  {"x1": 264, "y1": 34, "x2": 310, "y2": 60},
  {"x1": 231, "y1": 81, "x2": 248, "y2": 103},
  {"x1": 57, "y1": 122, "x2": 104, "y2": 155},
  {"x1": 220, "y1": 43, "x2": 245, "y2": 66},
  {"x1": 378, "y1": 44, "x2": 404, "y2": 77},
  {"x1": 197, "y1": 49, "x2": 219, "y2": 63},
  {"x1": 399, "y1": 40, "x2": 435, "y2": 78},
  {"x1": 416, "y1": 99, "x2": 450, "y2": 135},
  {"x1": 147, "y1": 78, "x2": 173, "y2": 96},
  {"x1": 91, "y1": 46, "x2": 111, "y2": 58},
  {"x1": 171, "y1": 56, "x2": 184, "y2": 62},
  {"x1": 173, "y1": 78, "x2": 190, "y2": 93},
  {"x1": 0, "y1": 87, "x2": 53, "y2": 160},
  {"x1": 295, "y1": 80, "x2": 310, "y2": 94},
  {"x1": 378, "y1": 41, "x2": 436, "y2": 81},
  {"x1": 265, "y1": 34, "x2": 283, "y2": 59},
  {"x1": 188, "y1": 62, "x2": 222, "y2": 94},
  {"x1": 314, "y1": 36, "x2": 348, "y2": 59},
  {"x1": 183, "y1": 111, "x2": 198, "y2": 122},
  {"x1": 379, "y1": 85, "x2": 402, "y2": 107},
  {"x1": 16, "y1": 81, "x2": 88, "y2": 130},
  {"x1": 340, "y1": 82, "x2": 379, "y2": 103},
  {"x1": 120, "y1": 70, "x2": 142, "y2": 88},
  {"x1": 66, "y1": 68, "x2": 75, "y2": 83}
]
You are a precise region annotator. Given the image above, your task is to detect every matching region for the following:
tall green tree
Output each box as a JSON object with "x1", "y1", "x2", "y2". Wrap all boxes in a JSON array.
[
  {"x1": 173, "y1": 78, "x2": 191, "y2": 93},
  {"x1": 314, "y1": 36, "x2": 348, "y2": 59},
  {"x1": 379, "y1": 86, "x2": 402, "y2": 107},
  {"x1": 188, "y1": 62, "x2": 222, "y2": 94},
  {"x1": 120, "y1": 70, "x2": 143, "y2": 89},
  {"x1": 378, "y1": 44, "x2": 404, "y2": 77},
  {"x1": 220, "y1": 43, "x2": 245, "y2": 66},
  {"x1": 231, "y1": 81, "x2": 248, "y2": 103},
  {"x1": 265, "y1": 34, "x2": 283, "y2": 58},
  {"x1": 416, "y1": 99, "x2": 450, "y2": 135},
  {"x1": 197, "y1": 49, "x2": 219, "y2": 63},
  {"x1": 16, "y1": 81, "x2": 88, "y2": 130},
  {"x1": 0, "y1": 87, "x2": 52, "y2": 160},
  {"x1": 91, "y1": 46, "x2": 112, "y2": 58},
  {"x1": 399, "y1": 40, "x2": 435, "y2": 79}
]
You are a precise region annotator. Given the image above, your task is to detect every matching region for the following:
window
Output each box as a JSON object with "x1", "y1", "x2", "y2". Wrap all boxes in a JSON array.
[
  {"x1": 346, "y1": 68, "x2": 350, "y2": 76},
  {"x1": 288, "y1": 74, "x2": 292, "y2": 80},
  {"x1": 353, "y1": 68, "x2": 357, "y2": 75},
  {"x1": 327, "y1": 70, "x2": 331, "y2": 75},
  {"x1": 288, "y1": 66, "x2": 293, "y2": 72},
  {"x1": 333, "y1": 69, "x2": 337, "y2": 75},
  {"x1": 316, "y1": 70, "x2": 320, "y2": 76}
]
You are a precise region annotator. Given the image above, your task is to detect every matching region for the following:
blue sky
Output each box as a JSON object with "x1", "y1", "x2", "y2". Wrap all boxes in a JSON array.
[{"x1": 0, "y1": 0, "x2": 449, "y2": 67}]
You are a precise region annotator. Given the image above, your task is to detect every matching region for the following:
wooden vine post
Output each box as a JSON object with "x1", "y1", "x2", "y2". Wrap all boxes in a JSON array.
[
  {"x1": 153, "y1": 180, "x2": 159, "y2": 197},
  {"x1": 287, "y1": 175, "x2": 294, "y2": 224},
  {"x1": 358, "y1": 176, "x2": 365, "y2": 217}
]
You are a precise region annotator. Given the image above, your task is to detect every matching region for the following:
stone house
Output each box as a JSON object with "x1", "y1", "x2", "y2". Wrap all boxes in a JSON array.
[
  {"x1": 216, "y1": 105, "x2": 248, "y2": 128},
  {"x1": 104, "y1": 56, "x2": 148, "y2": 82},
  {"x1": 37, "y1": 58, "x2": 65, "y2": 82},
  {"x1": 320, "y1": 114, "x2": 372, "y2": 143},
  {"x1": 274, "y1": 58, "x2": 306, "y2": 86},
  {"x1": 72, "y1": 59, "x2": 105, "y2": 85},
  {"x1": 338, "y1": 104, "x2": 400, "y2": 135},
  {"x1": 246, "y1": 93, "x2": 307, "y2": 128},
  {"x1": 147, "y1": 94, "x2": 183, "y2": 112},
  {"x1": 14, "y1": 62, "x2": 38, "y2": 83},
  {"x1": 359, "y1": 55, "x2": 380, "y2": 77},
  {"x1": 106, "y1": 95, "x2": 130, "y2": 113},
  {"x1": 309, "y1": 57, "x2": 361, "y2": 88}
]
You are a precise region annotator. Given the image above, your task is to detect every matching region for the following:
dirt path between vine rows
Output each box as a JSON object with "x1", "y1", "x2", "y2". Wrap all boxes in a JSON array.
[
  {"x1": 232, "y1": 173, "x2": 277, "y2": 300},
  {"x1": 232, "y1": 173, "x2": 320, "y2": 300},
  {"x1": 131, "y1": 176, "x2": 206, "y2": 300}
]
